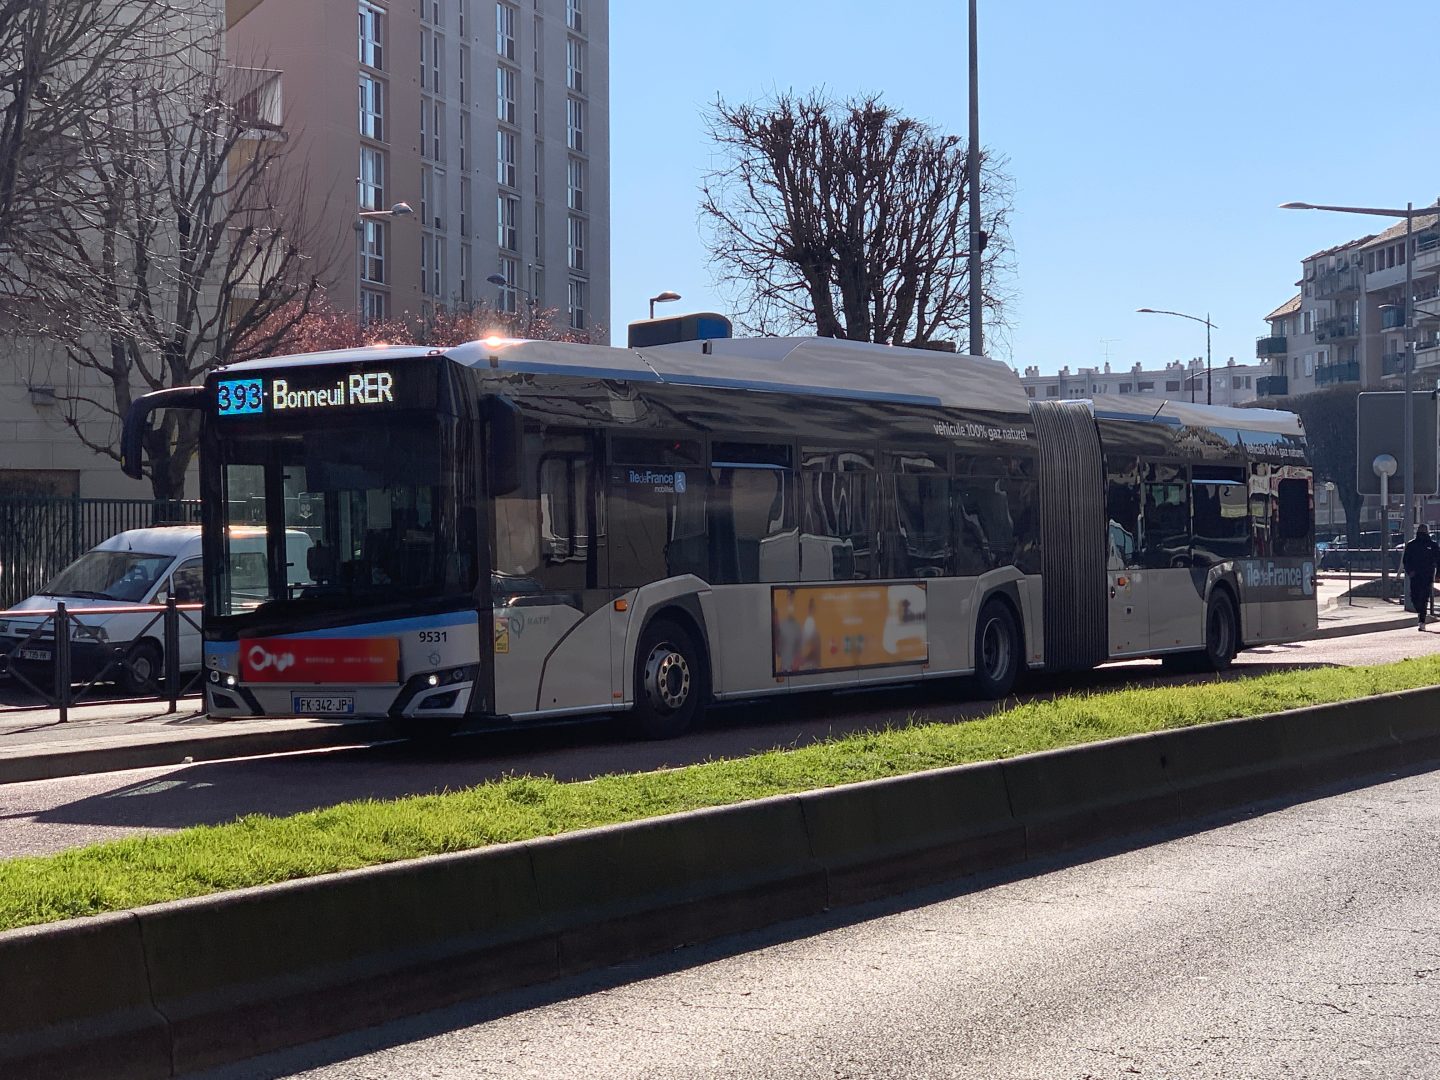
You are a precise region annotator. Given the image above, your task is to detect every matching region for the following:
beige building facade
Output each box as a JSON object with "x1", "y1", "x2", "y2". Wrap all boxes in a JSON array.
[
  {"x1": 1018, "y1": 357, "x2": 1267, "y2": 409},
  {"x1": 1256, "y1": 203, "x2": 1440, "y2": 400},
  {"x1": 228, "y1": 0, "x2": 611, "y2": 339}
]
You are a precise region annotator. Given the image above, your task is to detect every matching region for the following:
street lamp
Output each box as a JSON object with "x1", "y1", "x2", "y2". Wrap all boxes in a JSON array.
[
  {"x1": 1137, "y1": 308, "x2": 1215, "y2": 404},
  {"x1": 486, "y1": 272, "x2": 537, "y2": 333},
  {"x1": 1280, "y1": 199, "x2": 1433, "y2": 534},
  {"x1": 354, "y1": 187, "x2": 414, "y2": 325},
  {"x1": 648, "y1": 290, "x2": 681, "y2": 320},
  {"x1": 967, "y1": 0, "x2": 984, "y2": 359}
]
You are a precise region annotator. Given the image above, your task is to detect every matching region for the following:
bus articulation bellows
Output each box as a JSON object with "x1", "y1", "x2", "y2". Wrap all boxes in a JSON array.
[{"x1": 122, "y1": 335, "x2": 1317, "y2": 737}]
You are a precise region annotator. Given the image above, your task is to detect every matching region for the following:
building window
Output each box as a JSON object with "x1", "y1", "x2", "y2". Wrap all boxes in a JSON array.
[
  {"x1": 459, "y1": 176, "x2": 470, "y2": 236},
  {"x1": 567, "y1": 214, "x2": 585, "y2": 271},
  {"x1": 497, "y1": 129, "x2": 516, "y2": 187},
  {"x1": 459, "y1": 112, "x2": 469, "y2": 171},
  {"x1": 496, "y1": 2, "x2": 516, "y2": 60},
  {"x1": 359, "y1": 74, "x2": 384, "y2": 140},
  {"x1": 420, "y1": 28, "x2": 441, "y2": 91},
  {"x1": 459, "y1": 45, "x2": 468, "y2": 103},
  {"x1": 459, "y1": 0, "x2": 467, "y2": 35},
  {"x1": 534, "y1": 201, "x2": 544, "y2": 258},
  {"x1": 533, "y1": 140, "x2": 543, "y2": 197},
  {"x1": 423, "y1": 0, "x2": 442, "y2": 26},
  {"x1": 359, "y1": 2, "x2": 385, "y2": 69},
  {"x1": 566, "y1": 0, "x2": 582, "y2": 34},
  {"x1": 497, "y1": 66, "x2": 517, "y2": 125},
  {"x1": 419, "y1": 164, "x2": 444, "y2": 228},
  {"x1": 361, "y1": 219, "x2": 386, "y2": 283},
  {"x1": 533, "y1": 14, "x2": 543, "y2": 71},
  {"x1": 429, "y1": 98, "x2": 443, "y2": 161},
  {"x1": 566, "y1": 36, "x2": 584, "y2": 93},
  {"x1": 568, "y1": 276, "x2": 587, "y2": 330},
  {"x1": 427, "y1": 236, "x2": 444, "y2": 297},
  {"x1": 497, "y1": 194, "x2": 518, "y2": 250},
  {"x1": 460, "y1": 242, "x2": 472, "y2": 303},
  {"x1": 566, "y1": 156, "x2": 584, "y2": 212},
  {"x1": 533, "y1": 77, "x2": 543, "y2": 133},
  {"x1": 359, "y1": 146, "x2": 385, "y2": 211},
  {"x1": 566, "y1": 96, "x2": 584, "y2": 151},
  {"x1": 496, "y1": 254, "x2": 518, "y2": 312},
  {"x1": 1045, "y1": 385, "x2": 1059, "y2": 397},
  {"x1": 360, "y1": 288, "x2": 387, "y2": 324}
]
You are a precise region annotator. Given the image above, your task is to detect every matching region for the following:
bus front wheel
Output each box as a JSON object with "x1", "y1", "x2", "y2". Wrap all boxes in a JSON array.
[
  {"x1": 630, "y1": 617, "x2": 705, "y2": 740},
  {"x1": 974, "y1": 599, "x2": 1021, "y2": 700}
]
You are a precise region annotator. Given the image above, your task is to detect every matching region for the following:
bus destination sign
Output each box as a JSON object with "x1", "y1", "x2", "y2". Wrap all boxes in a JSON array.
[{"x1": 216, "y1": 370, "x2": 406, "y2": 417}]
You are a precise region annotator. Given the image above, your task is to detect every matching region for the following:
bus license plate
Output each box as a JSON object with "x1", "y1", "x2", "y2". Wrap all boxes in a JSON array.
[
  {"x1": 292, "y1": 695, "x2": 355, "y2": 714},
  {"x1": 17, "y1": 648, "x2": 52, "y2": 662}
]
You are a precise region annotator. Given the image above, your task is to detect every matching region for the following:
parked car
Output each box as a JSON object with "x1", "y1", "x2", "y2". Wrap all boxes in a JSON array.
[{"x1": 0, "y1": 526, "x2": 310, "y2": 695}]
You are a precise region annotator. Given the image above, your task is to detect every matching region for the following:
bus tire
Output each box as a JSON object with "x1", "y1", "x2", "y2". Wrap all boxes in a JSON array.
[
  {"x1": 1200, "y1": 590, "x2": 1238, "y2": 672},
  {"x1": 973, "y1": 598, "x2": 1021, "y2": 700},
  {"x1": 629, "y1": 617, "x2": 705, "y2": 740},
  {"x1": 119, "y1": 640, "x2": 162, "y2": 696}
]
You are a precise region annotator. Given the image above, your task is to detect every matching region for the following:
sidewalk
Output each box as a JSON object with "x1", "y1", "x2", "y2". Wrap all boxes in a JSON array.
[{"x1": 0, "y1": 584, "x2": 1416, "y2": 785}]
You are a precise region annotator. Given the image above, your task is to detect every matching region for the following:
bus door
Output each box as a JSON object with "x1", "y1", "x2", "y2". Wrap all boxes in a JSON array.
[
  {"x1": 1105, "y1": 458, "x2": 1146, "y2": 654},
  {"x1": 490, "y1": 429, "x2": 615, "y2": 718},
  {"x1": 1141, "y1": 465, "x2": 1203, "y2": 650}
]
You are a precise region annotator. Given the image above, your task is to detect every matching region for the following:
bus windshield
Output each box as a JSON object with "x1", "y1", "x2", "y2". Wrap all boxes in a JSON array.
[{"x1": 212, "y1": 417, "x2": 473, "y2": 618}]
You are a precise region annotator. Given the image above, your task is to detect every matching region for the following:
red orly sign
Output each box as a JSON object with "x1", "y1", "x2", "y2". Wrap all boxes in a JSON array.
[{"x1": 239, "y1": 637, "x2": 400, "y2": 684}]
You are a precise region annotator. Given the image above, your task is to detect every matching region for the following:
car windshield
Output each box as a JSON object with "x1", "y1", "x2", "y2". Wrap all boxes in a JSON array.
[{"x1": 44, "y1": 550, "x2": 171, "y2": 603}]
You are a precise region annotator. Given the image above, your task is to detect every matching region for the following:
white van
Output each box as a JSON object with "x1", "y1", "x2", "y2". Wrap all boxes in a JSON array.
[{"x1": 0, "y1": 526, "x2": 311, "y2": 694}]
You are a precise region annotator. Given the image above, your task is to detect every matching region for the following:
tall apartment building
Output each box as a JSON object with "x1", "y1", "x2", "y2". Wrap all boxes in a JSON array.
[
  {"x1": 229, "y1": 0, "x2": 610, "y2": 340},
  {"x1": 1256, "y1": 203, "x2": 1440, "y2": 400},
  {"x1": 1018, "y1": 358, "x2": 1266, "y2": 408}
]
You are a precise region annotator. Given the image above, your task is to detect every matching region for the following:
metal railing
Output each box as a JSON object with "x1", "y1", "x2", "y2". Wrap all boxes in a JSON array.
[
  {"x1": 0, "y1": 599, "x2": 204, "y2": 721},
  {"x1": 0, "y1": 496, "x2": 202, "y2": 609}
]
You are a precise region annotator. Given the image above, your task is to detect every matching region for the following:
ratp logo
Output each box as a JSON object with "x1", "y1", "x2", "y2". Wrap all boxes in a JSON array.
[{"x1": 245, "y1": 644, "x2": 295, "y2": 674}]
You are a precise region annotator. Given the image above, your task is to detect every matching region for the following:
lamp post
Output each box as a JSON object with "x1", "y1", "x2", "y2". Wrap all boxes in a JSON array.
[
  {"x1": 354, "y1": 180, "x2": 414, "y2": 326},
  {"x1": 967, "y1": 0, "x2": 984, "y2": 359},
  {"x1": 486, "y1": 272, "x2": 536, "y2": 334},
  {"x1": 1280, "y1": 199, "x2": 1433, "y2": 536},
  {"x1": 648, "y1": 290, "x2": 681, "y2": 320},
  {"x1": 1137, "y1": 308, "x2": 1215, "y2": 404}
]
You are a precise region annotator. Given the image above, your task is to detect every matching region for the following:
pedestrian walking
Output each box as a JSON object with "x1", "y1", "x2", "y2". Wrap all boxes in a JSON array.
[{"x1": 1402, "y1": 524, "x2": 1439, "y2": 629}]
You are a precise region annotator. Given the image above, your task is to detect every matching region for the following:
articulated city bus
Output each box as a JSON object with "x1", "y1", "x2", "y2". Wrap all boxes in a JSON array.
[{"x1": 122, "y1": 334, "x2": 1317, "y2": 738}]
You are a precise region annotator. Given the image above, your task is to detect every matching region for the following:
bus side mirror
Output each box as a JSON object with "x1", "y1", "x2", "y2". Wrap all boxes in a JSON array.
[
  {"x1": 121, "y1": 385, "x2": 207, "y2": 479},
  {"x1": 485, "y1": 396, "x2": 523, "y2": 496}
]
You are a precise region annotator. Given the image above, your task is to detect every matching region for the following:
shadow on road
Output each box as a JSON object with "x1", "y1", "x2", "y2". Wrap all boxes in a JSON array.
[{"x1": 14, "y1": 653, "x2": 1336, "y2": 836}]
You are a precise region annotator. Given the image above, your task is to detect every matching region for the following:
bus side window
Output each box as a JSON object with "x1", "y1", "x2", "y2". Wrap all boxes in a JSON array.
[
  {"x1": 1104, "y1": 455, "x2": 1142, "y2": 571},
  {"x1": 1274, "y1": 477, "x2": 1313, "y2": 558},
  {"x1": 1141, "y1": 465, "x2": 1190, "y2": 569}
]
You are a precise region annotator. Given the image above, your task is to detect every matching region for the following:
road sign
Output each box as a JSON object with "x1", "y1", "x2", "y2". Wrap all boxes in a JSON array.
[{"x1": 1356, "y1": 391, "x2": 1439, "y2": 496}]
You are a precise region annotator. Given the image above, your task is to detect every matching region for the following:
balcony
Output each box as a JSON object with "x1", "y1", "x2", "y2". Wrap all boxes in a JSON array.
[
  {"x1": 1255, "y1": 335, "x2": 1287, "y2": 358},
  {"x1": 1313, "y1": 265, "x2": 1364, "y2": 299},
  {"x1": 1315, "y1": 360, "x2": 1361, "y2": 386},
  {"x1": 1314, "y1": 315, "x2": 1359, "y2": 342},
  {"x1": 1382, "y1": 351, "x2": 1409, "y2": 376},
  {"x1": 1256, "y1": 374, "x2": 1289, "y2": 397}
]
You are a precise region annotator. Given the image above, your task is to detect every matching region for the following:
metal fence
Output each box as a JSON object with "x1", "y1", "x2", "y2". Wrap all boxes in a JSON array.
[{"x1": 0, "y1": 496, "x2": 202, "y2": 609}]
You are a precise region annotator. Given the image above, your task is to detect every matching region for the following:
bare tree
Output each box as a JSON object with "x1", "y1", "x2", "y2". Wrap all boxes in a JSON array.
[
  {"x1": 0, "y1": 0, "x2": 190, "y2": 256},
  {"x1": 701, "y1": 90, "x2": 1015, "y2": 351},
  {"x1": 15, "y1": 22, "x2": 331, "y2": 500}
]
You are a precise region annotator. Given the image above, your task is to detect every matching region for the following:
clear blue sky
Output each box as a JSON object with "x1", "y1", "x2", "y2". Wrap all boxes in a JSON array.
[{"x1": 608, "y1": 0, "x2": 1440, "y2": 374}]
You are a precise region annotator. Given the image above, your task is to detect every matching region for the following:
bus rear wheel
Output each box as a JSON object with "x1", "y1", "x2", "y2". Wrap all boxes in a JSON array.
[
  {"x1": 1200, "y1": 591, "x2": 1238, "y2": 672},
  {"x1": 974, "y1": 599, "x2": 1021, "y2": 700},
  {"x1": 629, "y1": 617, "x2": 705, "y2": 740}
]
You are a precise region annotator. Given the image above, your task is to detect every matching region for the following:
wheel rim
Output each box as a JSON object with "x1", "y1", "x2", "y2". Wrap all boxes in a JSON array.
[
  {"x1": 981, "y1": 617, "x2": 1011, "y2": 682},
  {"x1": 643, "y1": 643, "x2": 691, "y2": 713},
  {"x1": 131, "y1": 654, "x2": 154, "y2": 683}
]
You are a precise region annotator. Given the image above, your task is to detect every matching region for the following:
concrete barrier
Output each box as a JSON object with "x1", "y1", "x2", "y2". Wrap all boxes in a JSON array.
[
  {"x1": 0, "y1": 914, "x2": 168, "y2": 1080},
  {"x1": 4, "y1": 687, "x2": 1440, "y2": 1078}
]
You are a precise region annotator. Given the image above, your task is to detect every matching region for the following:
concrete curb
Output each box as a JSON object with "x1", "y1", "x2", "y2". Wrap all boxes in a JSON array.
[
  {"x1": 1307, "y1": 614, "x2": 1415, "y2": 639},
  {"x1": 0, "y1": 720, "x2": 392, "y2": 786},
  {"x1": 4, "y1": 686, "x2": 1440, "y2": 1078}
]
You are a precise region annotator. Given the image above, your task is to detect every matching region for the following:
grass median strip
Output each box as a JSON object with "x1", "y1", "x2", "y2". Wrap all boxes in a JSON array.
[{"x1": 2, "y1": 656, "x2": 1438, "y2": 933}]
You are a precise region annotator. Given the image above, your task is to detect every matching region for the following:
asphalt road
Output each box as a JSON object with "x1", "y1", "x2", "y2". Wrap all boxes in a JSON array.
[
  {"x1": 1, "y1": 625, "x2": 1438, "y2": 859},
  {"x1": 192, "y1": 762, "x2": 1440, "y2": 1079}
]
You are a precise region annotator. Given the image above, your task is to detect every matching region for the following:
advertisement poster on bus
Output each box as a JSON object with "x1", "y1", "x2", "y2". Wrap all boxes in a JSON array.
[
  {"x1": 771, "y1": 583, "x2": 927, "y2": 676},
  {"x1": 239, "y1": 637, "x2": 401, "y2": 683}
]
